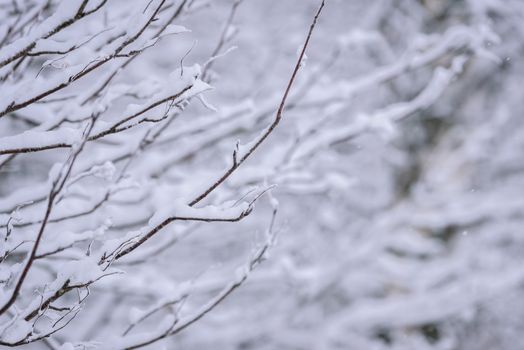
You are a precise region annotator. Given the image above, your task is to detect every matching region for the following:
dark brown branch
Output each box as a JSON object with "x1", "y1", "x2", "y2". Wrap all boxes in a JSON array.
[
  {"x1": 0, "y1": 0, "x2": 165, "y2": 119},
  {"x1": 0, "y1": 85, "x2": 192, "y2": 155},
  {"x1": 0, "y1": 0, "x2": 107, "y2": 69},
  {"x1": 112, "y1": 205, "x2": 253, "y2": 261},
  {"x1": 189, "y1": 0, "x2": 325, "y2": 206},
  {"x1": 122, "y1": 208, "x2": 277, "y2": 350},
  {"x1": 110, "y1": 0, "x2": 325, "y2": 262},
  {"x1": 0, "y1": 116, "x2": 97, "y2": 316}
]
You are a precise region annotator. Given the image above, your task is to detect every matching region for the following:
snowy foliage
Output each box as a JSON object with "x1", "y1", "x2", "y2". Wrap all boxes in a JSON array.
[{"x1": 0, "y1": 0, "x2": 523, "y2": 349}]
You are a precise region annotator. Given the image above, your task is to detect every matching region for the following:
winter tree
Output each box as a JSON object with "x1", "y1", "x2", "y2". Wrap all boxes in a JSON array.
[{"x1": 1, "y1": 0, "x2": 523, "y2": 349}]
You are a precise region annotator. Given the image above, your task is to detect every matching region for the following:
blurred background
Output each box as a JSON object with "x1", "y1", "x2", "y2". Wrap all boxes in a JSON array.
[
  {"x1": 162, "y1": 1, "x2": 524, "y2": 349},
  {"x1": 2, "y1": 0, "x2": 524, "y2": 349}
]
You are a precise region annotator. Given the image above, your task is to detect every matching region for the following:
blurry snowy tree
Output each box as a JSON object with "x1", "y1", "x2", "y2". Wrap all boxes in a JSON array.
[{"x1": 1, "y1": 0, "x2": 523, "y2": 349}]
